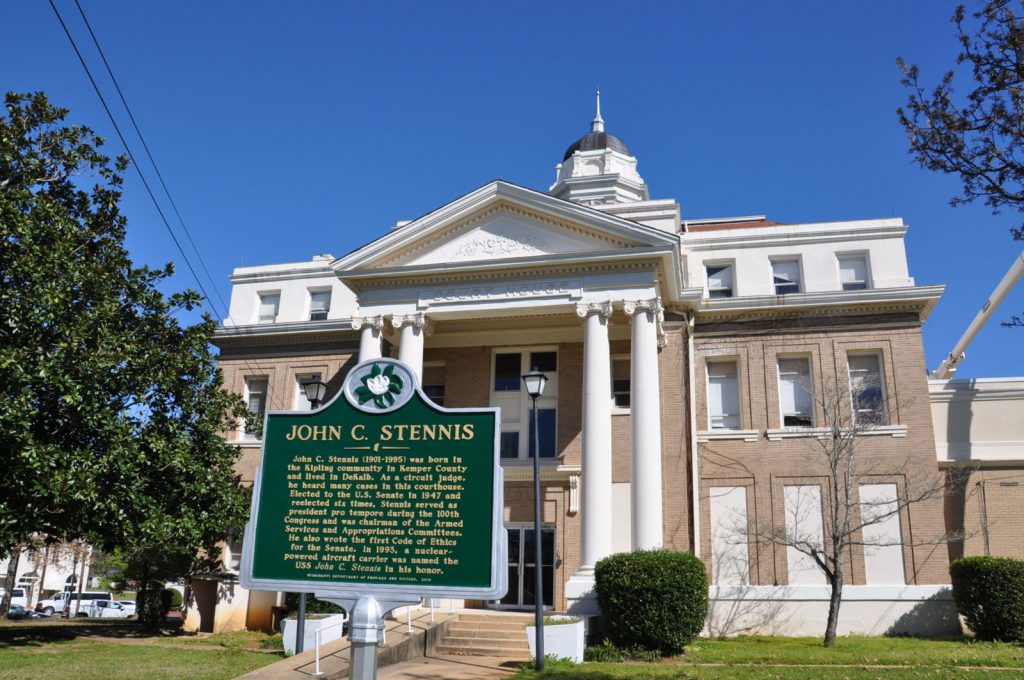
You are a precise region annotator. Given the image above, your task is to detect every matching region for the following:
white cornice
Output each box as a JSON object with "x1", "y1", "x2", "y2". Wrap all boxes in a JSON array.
[
  {"x1": 696, "y1": 285, "x2": 944, "y2": 321},
  {"x1": 229, "y1": 264, "x2": 335, "y2": 284},
  {"x1": 213, "y1": 319, "x2": 356, "y2": 343},
  {"x1": 683, "y1": 220, "x2": 907, "y2": 250}
]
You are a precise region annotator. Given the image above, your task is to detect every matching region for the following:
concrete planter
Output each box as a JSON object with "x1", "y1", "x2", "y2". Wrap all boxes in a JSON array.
[
  {"x1": 526, "y1": 617, "x2": 584, "y2": 663},
  {"x1": 281, "y1": 613, "x2": 346, "y2": 655}
]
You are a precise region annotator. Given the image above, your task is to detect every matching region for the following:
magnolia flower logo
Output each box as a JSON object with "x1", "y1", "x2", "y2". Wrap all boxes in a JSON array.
[{"x1": 354, "y1": 363, "x2": 404, "y2": 408}]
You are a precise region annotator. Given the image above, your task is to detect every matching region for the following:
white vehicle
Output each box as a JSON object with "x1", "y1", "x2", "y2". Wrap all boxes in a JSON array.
[
  {"x1": 0, "y1": 588, "x2": 29, "y2": 608},
  {"x1": 35, "y1": 591, "x2": 113, "y2": 616},
  {"x1": 116, "y1": 600, "x2": 137, "y2": 617},
  {"x1": 84, "y1": 600, "x2": 131, "y2": 619}
]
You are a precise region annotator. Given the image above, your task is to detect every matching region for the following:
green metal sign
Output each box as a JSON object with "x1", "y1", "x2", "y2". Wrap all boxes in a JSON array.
[{"x1": 240, "y1": 358, "x2": 506, "y2": 601}]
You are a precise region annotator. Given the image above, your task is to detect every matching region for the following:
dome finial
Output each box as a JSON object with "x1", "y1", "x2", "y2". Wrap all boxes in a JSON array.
[{"x1": 592, "y1": 89, "x2": 604, "y2": 133}]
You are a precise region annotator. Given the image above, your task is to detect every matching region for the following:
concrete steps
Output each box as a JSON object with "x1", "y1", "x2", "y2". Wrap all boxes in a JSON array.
[{"x1": 434, "y1": 611, "x2": 533, "y2": 659}]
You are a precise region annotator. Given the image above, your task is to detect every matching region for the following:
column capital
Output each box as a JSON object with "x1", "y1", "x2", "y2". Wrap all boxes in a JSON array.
[
  {"x1": 389, "y1": 313, "x2": 433, "y2": 335},
  {"x1": 575, "y1": 301, "x2": 613, "y2": 320},
  {"x1": 351, "y1": 315, "x2": 385, "y2": 331},
  {"x1": 621, "y1": 298, "x2": 663, "y2": 318}
]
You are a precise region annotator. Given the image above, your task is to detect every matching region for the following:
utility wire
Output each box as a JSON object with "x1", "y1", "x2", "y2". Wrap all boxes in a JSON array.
[
  {"x1": 49, "y1": 0, "x2": 289, "y2": 411},
  {"x1": 47, "y1": 0, "x2": 213, "y2": 307},
  {"x1": 72, "y1": 0, "x2": 230, "y2": 317}
]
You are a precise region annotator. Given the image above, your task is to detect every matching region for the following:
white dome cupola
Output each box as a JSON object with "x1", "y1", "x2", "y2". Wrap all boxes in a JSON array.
[{"x1": 549, "y1": 90, "x2": 649, "y2": 206}]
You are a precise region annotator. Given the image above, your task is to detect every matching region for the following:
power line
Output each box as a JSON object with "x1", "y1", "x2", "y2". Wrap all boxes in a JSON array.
[
  {"x1": 49, "y1": 0, "x2": 290, "y2": 411},
  {"x1": 71, "y1": 0, "x2": 230, "y2": 318},
  {"x1": 47, "y1": 0, "x2": 214, "y2": 309}
]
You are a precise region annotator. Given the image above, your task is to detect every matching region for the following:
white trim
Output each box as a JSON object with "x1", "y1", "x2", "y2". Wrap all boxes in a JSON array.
[
  {"x1": 696, "y1": 429, "x2": 760, "y2": 443},
  {"x1": 766, "y1": 425, "x2": 908, "y2": 441}
]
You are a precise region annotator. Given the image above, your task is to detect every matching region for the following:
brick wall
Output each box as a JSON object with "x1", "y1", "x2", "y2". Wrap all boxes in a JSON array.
[
  {"x1": 694, "y1": 321, "x2": 950, "y2": 585},
  {"x1": 946, "y1": 467, "x2": 1024, "y2": 562}
]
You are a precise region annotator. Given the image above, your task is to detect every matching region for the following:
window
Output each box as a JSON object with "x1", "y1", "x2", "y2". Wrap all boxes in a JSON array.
[
  {"x1": 294, "y1": 373, "x2": 322, "y2": 410},
  {"x1": 838, "y1": 254, "x2": 869, "y2": 291},
  {"x1": 848, "y1": 353, "x2": 888, "y2": 425},
  {"x1": 492, "y1": 349, "x2": 559, "y2": 459},
  {"x1": 245, "y1": 377, "x2": 268, "y2": 438},
  {"x1": 771, "y1": 259, "x2": 802, "y2": 295},
  {"x1": 778, "y1": 357, "x2": 813, "y2": 427},
  {"x1": 494, "y1": 353, "x2": 521, "y2": 391},
  {"x1": 422, "y1": 364, "x2": 446, "y2": 406},
  {"x1": 226, "y1": 531, "x2": 243, "y2": 571},
  {"x1": 612, "y1": 357, "x2": 630, "y2": 408},
  {"x1": 706, "y1": 263, "x2": 734, "y2": 298},
  {"x1": 309, "y1": 290, "x2": 331, "y2": 321},
  {"x1": 258, "y1": 293, "x2": 280, "y2": 323},
  {"x1": 707, "y1": 360, "x2": 740, "y2": 429}
]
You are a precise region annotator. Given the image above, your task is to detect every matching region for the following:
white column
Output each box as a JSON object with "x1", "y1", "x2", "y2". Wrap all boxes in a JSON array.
[
  {"x1": 392, "y1": 313, "x2": 431, "y2": 382},
  {"x1": 352, "y1": 316, "x2": 384, "y2": 362},
  {"x1": 566, "y1": 302, "x2": 614, "y2": 613},
  {"x1": 624, "y1": 299, "x2": 664, "y2": 550}
]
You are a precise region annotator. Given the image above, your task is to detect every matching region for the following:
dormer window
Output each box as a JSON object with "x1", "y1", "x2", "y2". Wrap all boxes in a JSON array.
[
  {"x1": 309, "y1": 290, "x2": 331, "y2": 321},
  {"x1": 258, "y1": 293, "x2": 280, "y2": 323},
  {"x1": 838, "y1": 254, "x2": 870, "y2": 291},
  {"x1": 706, "y1": 263, "x2": 734, "y2": 298}
]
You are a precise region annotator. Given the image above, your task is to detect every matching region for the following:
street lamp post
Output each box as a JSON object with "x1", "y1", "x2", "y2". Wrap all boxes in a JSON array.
[
  {"x1": 295, "y1": 379, "x2": 329, "y2": 654},
  {"x1": 521, "y1": 367, "x2": 549, "y2": 672}
]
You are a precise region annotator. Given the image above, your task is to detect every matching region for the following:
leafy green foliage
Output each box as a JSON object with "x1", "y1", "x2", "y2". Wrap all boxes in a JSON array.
[
  {"x1": 284, "y1": 592, "x2": 344, "y2": 615},
  {"x1": 0, "y1": 92, "x2": 249, "y2": 581},
  {"x1": 951, "y1": 556, "x2": 1024, "y2": 641},
  {"x1": 584, "y1": 639, "x2": 661, "y2": 663},
  {"x1": 594, "y1": 549, "x2": 708, "y2": 655}
]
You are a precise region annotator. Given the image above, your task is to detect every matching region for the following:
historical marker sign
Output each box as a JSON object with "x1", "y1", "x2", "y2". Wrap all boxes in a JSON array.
[{"x1": 240, "y1": 359, "x2": 506, "y2": 601}]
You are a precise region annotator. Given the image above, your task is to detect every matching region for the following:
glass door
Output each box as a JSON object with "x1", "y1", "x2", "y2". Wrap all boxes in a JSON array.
[{"x1": 496, "y1": 525, "x2": 554, "y2": 609}]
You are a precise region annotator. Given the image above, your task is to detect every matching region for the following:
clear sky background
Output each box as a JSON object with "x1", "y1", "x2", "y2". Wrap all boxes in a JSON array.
[{"x1": 4, "y1": 1, "x2": 1022, "y2": 379}]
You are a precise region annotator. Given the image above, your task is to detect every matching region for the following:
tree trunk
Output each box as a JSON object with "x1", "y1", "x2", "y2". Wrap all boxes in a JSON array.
[
  {"x1": 0, "y1": 547, "x2": 22, "y2": 616},
  {"x1": 823, "y1": 568, "x2": 844, "y2": 647},
  {"x1": 35, "y1": 544, "x2": 51, "y2": 610}
]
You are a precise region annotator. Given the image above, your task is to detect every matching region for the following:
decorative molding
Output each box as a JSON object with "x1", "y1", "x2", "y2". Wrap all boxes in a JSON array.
[
  {"x1": 766, "y1": 425, "x2": 908, "y2": 441},
  {"x1": 568, "y1": 474, "x2": 580, "y2": 515},
  {"x1": 696, "y1": 429, "x2": 760, "y2": 443},
  {"x1": 350, "y1": 315, "x2": 385, "y2": 332},
  {"x1": 574, "y1": 301, "x2": 613, "y2": 320},
  {"x1": 389, "y1": 313, "x2": 434, "y2": 335},
  {"x1": 452, "y1": 232, "x2": 545, "y2": 259},
  {"x1": 501, "y1": 462, "x2": 580, "y2": 483}
]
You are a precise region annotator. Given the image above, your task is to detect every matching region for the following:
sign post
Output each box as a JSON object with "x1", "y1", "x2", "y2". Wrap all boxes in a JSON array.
[{"x1": 241, "y1": 358, "x2": 506, "y2": 678}]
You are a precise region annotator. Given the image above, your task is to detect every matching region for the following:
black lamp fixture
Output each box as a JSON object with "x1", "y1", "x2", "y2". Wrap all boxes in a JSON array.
[
  {"x1": 300, "y1": 379, "x2": 329, "y2": 409},
  {"x1": 521, "y1": 366, "x2": 548, "y2": 670},
  {"x1": 295, "y1": 378, "x2": 327, "y2": 653}
]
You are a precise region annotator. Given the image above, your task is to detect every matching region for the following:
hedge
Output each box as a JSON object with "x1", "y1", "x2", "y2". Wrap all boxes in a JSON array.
[
  {"x1": 594, "y1": 549, "x2": 708, "y2": 655},
  {"x1": 950, "y1": 556, "x2": 1024, "y2": 642}
]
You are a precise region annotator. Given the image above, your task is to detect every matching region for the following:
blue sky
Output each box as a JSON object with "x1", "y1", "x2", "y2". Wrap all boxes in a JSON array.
[{"x1": 5, "y1": 1, "x2": 1022, "y2": 379}]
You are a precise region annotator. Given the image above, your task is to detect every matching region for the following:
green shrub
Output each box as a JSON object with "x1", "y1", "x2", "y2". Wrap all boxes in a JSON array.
[
  {"x1": 595, "y1": 549, "x2": 708, "y2": 655},
  {"x1": 166, "y1": 588, "x2": 183, "y2": 609},
  {"x1": 951, "y1": 556, "x2": 1024, "y2": 642}
]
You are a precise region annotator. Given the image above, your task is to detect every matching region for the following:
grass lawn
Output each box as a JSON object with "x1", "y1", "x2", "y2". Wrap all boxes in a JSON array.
[
  {"x1": 0, "y1": 620, "x2": 283, "y2": 680},
  {"x1": 514, "y1": 636, "x2": 1024, "y2": 679}
]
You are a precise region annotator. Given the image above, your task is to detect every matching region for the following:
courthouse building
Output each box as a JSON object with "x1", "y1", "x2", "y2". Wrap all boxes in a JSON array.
[{"x1": 184, "y1": 99, "x2": 1024, "y2": 635}]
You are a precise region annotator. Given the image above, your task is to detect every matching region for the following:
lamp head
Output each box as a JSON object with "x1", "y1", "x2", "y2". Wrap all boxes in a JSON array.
[
  {"x1": 300, "y1": 379, "x2": 328, "y2": 407},
  {"x1": 521, "y1": 367, "x2": 549, "y2": 399}
]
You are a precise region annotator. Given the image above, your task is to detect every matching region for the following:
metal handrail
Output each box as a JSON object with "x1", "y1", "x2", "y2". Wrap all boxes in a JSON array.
[{"x1": 313, "y1": 612, "x2": 350, "y2": 677}]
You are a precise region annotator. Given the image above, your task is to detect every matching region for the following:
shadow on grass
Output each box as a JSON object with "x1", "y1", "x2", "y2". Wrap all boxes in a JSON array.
[{"x1": 0, "y1": 619, "x2": 185, "y2": 648}]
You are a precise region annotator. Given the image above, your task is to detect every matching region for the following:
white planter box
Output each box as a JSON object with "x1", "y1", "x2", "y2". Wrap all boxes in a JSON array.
[
  {"x1": 281, "y1": 613, "x2": 346, "y2": 655},
  {"x1": 526, "y1": 617, "x2": 584, "y2": 663}
]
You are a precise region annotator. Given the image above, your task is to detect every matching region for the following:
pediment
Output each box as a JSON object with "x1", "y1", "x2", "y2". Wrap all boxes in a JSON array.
[
  {"x1": 333, "y1": 181, "x2": 679, "y2": 274},
  {"x1": 384, "y1": 204, "x2": 638, "y2": 267}
]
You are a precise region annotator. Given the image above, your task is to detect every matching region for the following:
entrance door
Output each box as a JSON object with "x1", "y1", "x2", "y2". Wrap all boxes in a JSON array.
[{"x1": 496, "y1": 525, "x2": 554, "y2": 609}]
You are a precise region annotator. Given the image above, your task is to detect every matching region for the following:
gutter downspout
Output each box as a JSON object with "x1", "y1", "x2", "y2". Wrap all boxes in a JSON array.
[{"x1": 687, "y1": 311, "x2": 701, "y2": 557}]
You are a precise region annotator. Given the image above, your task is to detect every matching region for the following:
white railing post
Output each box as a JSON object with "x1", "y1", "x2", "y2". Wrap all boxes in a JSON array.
[
  {"x1": 312, "y1": 613, "x2": 348, "y2": 678},
  {"x1": 407, "y1": 605, "x2": 413, "y2": 633}
]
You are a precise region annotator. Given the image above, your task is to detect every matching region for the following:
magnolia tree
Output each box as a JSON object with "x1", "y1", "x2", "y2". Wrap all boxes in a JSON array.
[{"x1": 0, "y1": 92, "x2": 250, "y2": 616}]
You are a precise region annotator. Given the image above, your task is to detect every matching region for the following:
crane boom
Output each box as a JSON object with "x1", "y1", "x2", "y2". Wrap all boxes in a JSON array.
[{"x1": 931, "y1": 249, "x2": 1024, "y2": 379}]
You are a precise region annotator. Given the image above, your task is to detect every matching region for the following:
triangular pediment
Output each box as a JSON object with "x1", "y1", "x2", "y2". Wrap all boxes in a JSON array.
[{"x1": 333, "y1": 181, "x2": 679, "y2": 274}]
